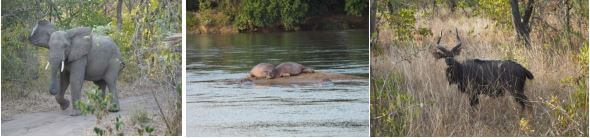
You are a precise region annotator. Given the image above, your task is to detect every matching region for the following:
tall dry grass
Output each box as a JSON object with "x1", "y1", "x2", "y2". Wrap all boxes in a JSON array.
[{"x1": 371, "y1": 9, "x2": 588, "y2": 136}]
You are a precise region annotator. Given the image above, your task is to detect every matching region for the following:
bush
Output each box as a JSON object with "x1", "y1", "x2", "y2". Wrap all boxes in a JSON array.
[
  {"x1": 376, "y1": 0, "x2": 418, "y2": 41},
  {"x1": 278, "y1": 0, "x2": 308, "y2": 31},
  {"x1": 371, "y1": 71, "x2": 418, "y2": 136},
  {"x1": 475, "y1": 0, "x2": 512, "y2": 28},
  {"x1": 345, "y1": 0, "x2": 368, "y2": 17},
  {"x1": 235, "y1": 0, "x2": 280, "y2": 31}
]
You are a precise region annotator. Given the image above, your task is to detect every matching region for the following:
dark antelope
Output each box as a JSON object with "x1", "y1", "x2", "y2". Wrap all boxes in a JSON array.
[{"x1": 431, "y1": 28, "x2": 534, "y2": 109}]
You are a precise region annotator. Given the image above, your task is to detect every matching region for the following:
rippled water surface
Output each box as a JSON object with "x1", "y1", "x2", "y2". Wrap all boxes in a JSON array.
[{"x1": 187, "y1": 30, "x2": 369, "y2": 136}]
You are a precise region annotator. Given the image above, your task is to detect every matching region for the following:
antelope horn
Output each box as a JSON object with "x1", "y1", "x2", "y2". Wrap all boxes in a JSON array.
[
  {"x1": 436, "y1": 30, "x2": 443, "y2": 45},
  {"x1": 455, "y1": 27, "x2": 461, "y2": 46}
]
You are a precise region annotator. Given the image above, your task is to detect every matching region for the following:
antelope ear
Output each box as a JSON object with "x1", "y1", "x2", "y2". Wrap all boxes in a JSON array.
[
  {"x1": 451, "y1": 45, "x2": 462, "y2": 56},
  {"x1": 431, "y1": 48, "x2": 445, "y2": 59}
]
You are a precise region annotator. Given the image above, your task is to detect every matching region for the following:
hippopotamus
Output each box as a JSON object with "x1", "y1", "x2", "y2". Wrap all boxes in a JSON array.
[
  {"x1": 248, "y1": 63, "x2": 276, "y2": 79},
  {"x1": 271, "y1": 62, "x2": 314, "y2": 78}
]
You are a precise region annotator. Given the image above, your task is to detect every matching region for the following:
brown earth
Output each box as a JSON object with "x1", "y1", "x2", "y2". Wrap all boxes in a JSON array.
[{"x1": 1, "y1": 80, "x2": 178, "y2": 136}]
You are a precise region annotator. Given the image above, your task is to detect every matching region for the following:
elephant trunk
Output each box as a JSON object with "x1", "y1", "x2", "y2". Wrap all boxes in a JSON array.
[{"x1": 48, "y1": 60, "x2": 64, "y2": 95}]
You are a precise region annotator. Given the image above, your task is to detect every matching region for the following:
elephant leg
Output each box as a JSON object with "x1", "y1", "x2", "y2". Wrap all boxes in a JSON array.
[
  {"x1": 56, "y1": 71, "x2": 70, "y2": 110},
  {"x1": 105, "y1": 79, "x2": 120, "y2": 112},
  {"x1": 93, "y1": 80, "x2": 107, "y2": 97},
  {"x1": 69, "y1": 59, "x2": 87, "y2": 116},
  {"x1": 105, "y1": 58, "x2": 121, "y2": 112}
]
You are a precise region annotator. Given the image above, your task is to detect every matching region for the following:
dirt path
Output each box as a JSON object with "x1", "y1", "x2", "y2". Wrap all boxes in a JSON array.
[{"x1": 1, "y1": 95, "x2": 159, "y2": 136}]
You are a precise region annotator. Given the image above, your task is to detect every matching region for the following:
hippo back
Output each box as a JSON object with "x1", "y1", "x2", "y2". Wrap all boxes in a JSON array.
[{"x1": 275, "y1": 62, "x2": 305, "y2": 76}]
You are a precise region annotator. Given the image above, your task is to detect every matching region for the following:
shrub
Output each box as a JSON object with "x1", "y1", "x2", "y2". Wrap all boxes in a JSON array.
[
  {"x1": 475, "y1": 0, "x2": 512, "y2": 28},
  {"x1": 371, "y1": 71, "x2": 418, "y2": 136}
]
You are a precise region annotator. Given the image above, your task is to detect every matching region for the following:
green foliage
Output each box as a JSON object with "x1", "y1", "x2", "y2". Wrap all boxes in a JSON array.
[
  {"x1": 547, "y1": 41, "x2": 589, "y2": 136},
  {"x1": 375, "y1": 0, "x2": 419, "y2": 41},
  {"x1": 198, "y1": 9, "x2": 232, "y2": 26},
  {"x1": 387, "y1": 7, "x2": 417, "y2": 41},
  {"x1": 575, "y1": 43, "x2": 589, "y2": 75},
  {"x1": 572, "y1": 43, "x2": 589, "y2": 112},
  {"x1": 417, "y1": 27, "x2": 433, "y2": 37},
  {"x1": 457, "y1": 0, "x2": 478, "y2": 9},
  {"x1": 475, "y1": 0, "x2": 512, "y2": 28},
  {"x1": 1, "y1": 0, "x2": 48, "y2": 95},
  {"x1": 2, "y1": 0, "x2": 181, "y2": 135},
  {"x1": 345, "y1": 0, "x2": 368, "y2": 16},
  {"x1": 278, "y1": 0, "x2": 309, "y2": 31},
  {"x1": 198, "y1": 0, "x2": 212, "y2": 11},
  {"x1": 543, "y1": 92, "x2": 588, "y2": 136},
  {"x1": 235, "y1": 0, "x2": 280, "y2": 31},
  {"x1": 51, "y1": 0, "x2": 111, "y2": 28},
  {"x1": 572, "y1": 0, "x2": 589, "y2": 21},
  {"x1": 371, "y1": 32, "x2": 383, "y2": 56},
  {"x1": 1, "y1": 24, "x2": 40, "y2": 83},
  {"x1": 94, "y1": 127, "x2": 106, "y2": 136},
  {"x1": 371, "y1": 71, "x2": 418, "y2": 136},
  {"x1": 76, "y1": 87, "x2": 114, "y2": 121},
  {"x1": 187, "y1": 12, "x2": 199, "y2": 27},
  {"x1": 193, "y1": 0, "x2": 366, "y2": 31},
  {"x1": 77, "y1": 88, "x2": 128, "y2": 136},
  {"x1": 131, "y1": 110, "x2": 156, "y2": 136},
  {"x1": 92, "y1": 115, "x2": 125, "y2": 136}
]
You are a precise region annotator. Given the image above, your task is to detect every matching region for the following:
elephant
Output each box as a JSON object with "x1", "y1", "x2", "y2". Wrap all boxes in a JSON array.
[
  {"x1": 248, "y1": 63, "x2": 276, "y2": 79},
  {"x1": 271, "y1": 62, "x2": 314, "y2": 78},
  {"x1": 29, "y1": 20, "x2": 122, "y2": 116}
]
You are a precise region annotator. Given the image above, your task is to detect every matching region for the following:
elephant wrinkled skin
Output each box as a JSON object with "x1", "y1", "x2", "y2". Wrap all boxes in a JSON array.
[{"x1": 29, "y1": 20, "x2": 122, "y2": 116}]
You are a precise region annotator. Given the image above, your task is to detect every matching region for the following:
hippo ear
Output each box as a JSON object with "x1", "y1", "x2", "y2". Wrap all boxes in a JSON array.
[{"x1": 66, "y1": 27, "x2": 93, "y2": 62}]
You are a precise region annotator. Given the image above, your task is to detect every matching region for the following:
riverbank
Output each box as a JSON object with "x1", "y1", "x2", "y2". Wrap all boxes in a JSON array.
[{"x1": 187, "y1": 12, "x2": 367, "y2": 34}]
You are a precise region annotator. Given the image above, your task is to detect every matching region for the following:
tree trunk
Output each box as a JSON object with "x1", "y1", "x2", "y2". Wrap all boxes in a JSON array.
[
  {"x1": 103, "y1": 0, "x2": 109, "y2": 15},
  {"x1": 449, "y1": 0, "x2": 457, "y2": 12},
  {"x1": 370, "y1": 0, "x2": 376, "y2": 36},
  {"x1": 116, "y1": 0, "x2": 123, "y2": 31},
  {"x1": 509, "y1": 0, "x2": 534, "y2": 48}
]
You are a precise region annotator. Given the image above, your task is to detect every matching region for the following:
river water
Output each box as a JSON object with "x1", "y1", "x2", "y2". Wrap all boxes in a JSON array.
[{"x1": 186, "y1": 30, "x2": 369, "y2": 136}]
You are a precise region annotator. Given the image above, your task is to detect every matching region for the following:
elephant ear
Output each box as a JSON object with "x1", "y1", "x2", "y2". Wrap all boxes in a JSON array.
[{"x1": 66, "y1": 27, "x2": 93, "y2": 62}]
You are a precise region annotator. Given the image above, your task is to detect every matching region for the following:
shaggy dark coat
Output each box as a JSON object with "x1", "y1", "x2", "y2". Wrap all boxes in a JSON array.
[
  {"x1": 432, "y1": 28, "x2": 534, "y2": 109},
  {"x1": 445, "y1": 58, "x2": 534, "y2": 108}
]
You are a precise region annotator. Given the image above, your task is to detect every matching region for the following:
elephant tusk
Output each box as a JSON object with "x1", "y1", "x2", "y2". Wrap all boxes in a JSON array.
[
  {"x1": 61, "y1": 61, "x2": 64, "y2": 72},
  {"x1": 45, "y1": 62, "x2": 50, "y2": 70}
]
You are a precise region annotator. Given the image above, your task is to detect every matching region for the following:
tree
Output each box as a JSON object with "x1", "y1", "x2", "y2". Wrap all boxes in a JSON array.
[
  {"x1": 117, "y1": 0, "x2": 123, "y2": 31},
  {"x1": 370, "y1": 0, "x2": 375, "y2": 34},
  {"x1": 509, "y1": 0, "x2": 534, "y2": 48},
  {"x1": 449, "y1": 0, "x2": 457, "y2": 12}
]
